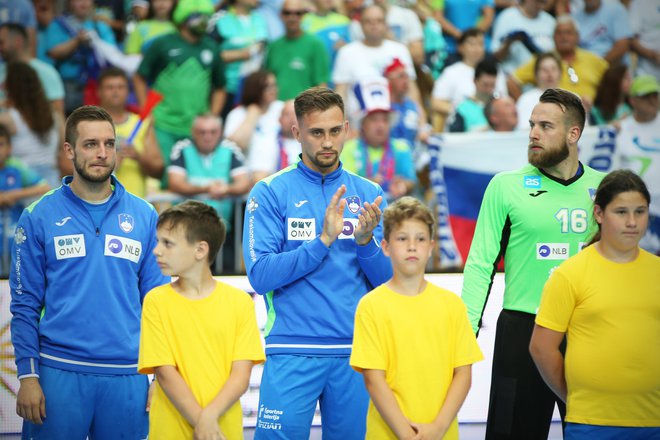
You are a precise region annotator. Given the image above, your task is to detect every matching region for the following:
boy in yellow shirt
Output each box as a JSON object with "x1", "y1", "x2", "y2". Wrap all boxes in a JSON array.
[
  {"x1": 138, "y1": 200, "x2": 264, "y2": 439},
  {"x1": 350, "y1": 197, "x2": 483, "y2": 439}
]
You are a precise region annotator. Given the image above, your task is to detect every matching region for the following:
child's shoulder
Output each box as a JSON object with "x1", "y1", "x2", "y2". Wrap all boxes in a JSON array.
[
  {"x1": 425, "y1": 282, "x2": 465, "y2": 306},
  {"x1": 213, "y1": 280, "x2": 255, "y2": 305},
  {"x1": 144, "y1": 283, "x2": 174, "y2": 302},
  {"x1": 360, "y1": 284, "x2": 391, "y2": 302}
]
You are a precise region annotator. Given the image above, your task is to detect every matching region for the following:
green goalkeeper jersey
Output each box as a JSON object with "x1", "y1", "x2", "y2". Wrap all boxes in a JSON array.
[{"x1": 462, "y1": 163, "x2": 605, "y2": 333}]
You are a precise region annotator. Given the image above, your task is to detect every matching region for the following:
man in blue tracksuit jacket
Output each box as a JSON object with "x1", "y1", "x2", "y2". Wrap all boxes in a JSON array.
[
  {"x1": 244, "y1": 87, "x2": 392, "y2": 439},
  {"x1": 10, "y1": 106, "x2": 168, "y2": 440}
]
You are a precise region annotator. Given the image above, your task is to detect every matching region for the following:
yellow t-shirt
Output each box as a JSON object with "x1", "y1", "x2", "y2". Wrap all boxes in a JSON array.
[
  {"x1": 115, "y1": 113, "x2": 149, "y2": 198},
  {"x1": 138, "y1": 282, "x2": 265, "y2": 439},
  {"x1": 536, "y1": 245, "x2": 660, "y2": 427},
  {"x1": 350, "y1": 283, "x2": 484, "y2": 440},
  {"x1": 513, "y1": 49, "x2": 608, "y2": 101}
]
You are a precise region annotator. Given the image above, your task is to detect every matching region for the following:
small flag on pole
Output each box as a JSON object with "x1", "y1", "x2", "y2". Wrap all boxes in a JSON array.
[{"x1": 126, "y1": 90, "x2": 163, "y2": 144}]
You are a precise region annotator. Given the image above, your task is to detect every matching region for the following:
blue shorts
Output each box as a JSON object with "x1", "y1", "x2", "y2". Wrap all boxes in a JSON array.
[
  {"x1": 254, "y1": 355, "x2": 369, "y2": 440},
  {"x1": 565, "y1": 422, "x2": 660, "y2": 440},
  {"x1": 22, "y1": 365, "x2": 149, "y2": 440}
]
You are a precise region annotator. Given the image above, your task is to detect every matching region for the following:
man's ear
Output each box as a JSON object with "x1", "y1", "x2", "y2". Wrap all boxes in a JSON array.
[
  {"x1": 63, "y1": 142, "x2": 74, "y2": 160},
  {"x1": 292, "y1": 124, "x2": 301, "y2": 143},
  {"x1": 567, "y1": 125, "x2": 581, "y2": 145}
]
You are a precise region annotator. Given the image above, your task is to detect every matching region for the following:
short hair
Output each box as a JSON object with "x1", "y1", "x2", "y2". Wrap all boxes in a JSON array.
[
  {"x1": 0, "y1": 123, "x2": 11, "y2": 144},
  {"x1": 0, "y1": 22, "x2": 28, "y2": 41},
  {"x1": 65, "y1": 106, "x2": 115, "y2": 146},
  {"x1": 294, "y1": 87, "x2": 344, "y2": 121},
  {"x1": 587, "y1": 170, "x2": 650, "y2": 246},
  {"x1": 241, "y1": 70, "x2": 272, "y2": 107},
  {"x1": 458, "y1": 28, "x2": 483, "y2": 46},
  {"x1": 475, "y1": 58, "x2": 498, "y2": 80},
  {"x1": 361, "y1": 3, "x2": 387, "y2": 20},
  {"x1": 383, "y1": 196, "x2": 435, "y2": 241},
  {"x1": 555, "y1": 14, "x2": 578, "y2": 30},
  {"x1": 538, "y1": 88, "x2": 586, "y2": 136},
  {"x1": 484, "y1": 97, "x2": 497, "y2": 126},
  {"x1": 157, "y1": 200, "x2": 227, "y2": 264},
  {"x1": 98, "y1": 66, "x2": 129, "y2": 87},
  {"x1": 534, "y1": 52, "x2": 562, "y2": 77},
  {"x1": 193, "y1": 112, "x2": 223, "y2": 128}
]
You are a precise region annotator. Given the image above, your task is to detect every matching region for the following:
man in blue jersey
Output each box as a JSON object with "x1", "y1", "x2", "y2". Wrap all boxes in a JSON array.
[
  {"x1": 243, "y1": 86, "x2": 392, "y2": 439},
  {"x1": 10, "y1": 105, "x2": 168, "y2": 439}
]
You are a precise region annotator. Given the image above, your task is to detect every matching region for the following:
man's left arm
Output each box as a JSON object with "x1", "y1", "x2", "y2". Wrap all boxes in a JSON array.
[
  {"x1": 354, "y1": 191, "x2": 392, "y2": 288},
  {"x1": 138, "y1": 207, "x2": 170, "y2": 299}
]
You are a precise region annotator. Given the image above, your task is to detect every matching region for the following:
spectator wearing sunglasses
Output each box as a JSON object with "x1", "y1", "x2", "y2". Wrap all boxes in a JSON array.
[{"x1": 264, "y1": 0, "x2": 329, "y2": 101}]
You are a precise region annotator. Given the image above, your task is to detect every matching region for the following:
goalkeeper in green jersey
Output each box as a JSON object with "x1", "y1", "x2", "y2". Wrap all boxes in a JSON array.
[{"x1": 461, "y1": 88, "x2": 605, "y2": 440}]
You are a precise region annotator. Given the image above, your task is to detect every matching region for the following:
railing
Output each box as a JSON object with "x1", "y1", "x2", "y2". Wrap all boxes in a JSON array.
[
  {"x1": 0, "y1": 194, "x2": 247, "y2": 278},
  {"x1": 145, "y1": 192, "x2": 246, "y2": 274}
]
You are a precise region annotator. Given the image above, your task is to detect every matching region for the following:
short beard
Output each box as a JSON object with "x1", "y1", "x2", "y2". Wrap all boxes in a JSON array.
[
  {"x1": 74, "y1": 156, "x2": 114, "y2": 184},
  {"x1": 528, "y1": 139, "x2": 570, "y2": 169}
]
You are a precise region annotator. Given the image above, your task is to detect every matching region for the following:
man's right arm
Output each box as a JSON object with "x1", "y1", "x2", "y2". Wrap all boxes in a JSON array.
[
  {"x1": 10, "y1": 213, "x2": 46, "y2": 378},
  {"x1": 10, "y1": 213, "x2": 48, "y2": 422},
  {"x1": 243, "y1": 182, "x2": 336, "y2": 294},
  {"x1": 461, "y1": 177, "x2": 509, "y2": 334}
]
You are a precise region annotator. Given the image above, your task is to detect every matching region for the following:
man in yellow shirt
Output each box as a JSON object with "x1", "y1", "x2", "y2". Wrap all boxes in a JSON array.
[
  {"x1": 97, "y1": 67, "x2": 164, "y2": 197},
  {"x1": 510, "y1": 15, "x2": 608, "y2": 109}
]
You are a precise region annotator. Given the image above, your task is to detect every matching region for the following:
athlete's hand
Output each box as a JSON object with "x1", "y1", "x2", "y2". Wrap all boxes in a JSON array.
[
  {"x1": 320, "y1": 185, "x2": 347, "y2": 247},
  {"x1": 16, "y1": 377, "x2": 46, "y2": 424},
  {"x1": 354, "y1": 195, "x2": 383, "y2": 246}
]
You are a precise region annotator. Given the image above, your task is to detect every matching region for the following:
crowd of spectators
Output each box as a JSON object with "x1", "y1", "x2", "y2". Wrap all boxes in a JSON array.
[{"x1": 1, "y1": 0, "x2": 658, "y2": 272}]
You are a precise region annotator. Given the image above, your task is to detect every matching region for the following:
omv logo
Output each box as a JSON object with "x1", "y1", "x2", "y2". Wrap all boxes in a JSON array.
[{"x1": 108, "y1": 238, "x2": 123, "y2": 254}]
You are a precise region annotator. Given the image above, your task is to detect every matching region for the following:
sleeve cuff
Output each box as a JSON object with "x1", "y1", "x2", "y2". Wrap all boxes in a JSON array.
[
  {"x1": 310, "y1": 236, "x2": 331, "y2": 259},
  {"x1": 356, "y1": 236, "x2": 381, "y2": 259},
  {"x1": 17, "y1": 358, "x2": 40, "y2": 378}
]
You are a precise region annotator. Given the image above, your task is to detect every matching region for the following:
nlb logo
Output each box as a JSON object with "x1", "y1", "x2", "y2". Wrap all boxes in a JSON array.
[
  {"x1": 287, "y1": 218, "x2": 316, "y2": 241},
  {"x1": 108, "y1": 238, "x2": 123, "y2": 254},
  {"x1": 536, "y1": 243, "x2": 569, "y2": 260},
  {"x1": 104, "y1": 235, "x2": 142, "y2": 263},
  {"x1": 54, "y1": 234, "x2": 86, "y2": 260},
  {"x1": 339, "y1": 218, "x2": 358, "y2": 240}
]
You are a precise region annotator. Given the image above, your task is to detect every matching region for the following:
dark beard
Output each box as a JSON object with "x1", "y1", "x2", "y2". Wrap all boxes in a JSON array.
[
  {"x1": 528, "y1": 140, "x2": 570, "y2": 169},
  {"x1": 74, "y1": 157, "x2": 114, "y2": 184}
]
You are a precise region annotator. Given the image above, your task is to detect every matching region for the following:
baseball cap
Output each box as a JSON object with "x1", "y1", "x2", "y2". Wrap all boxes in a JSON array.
[
  {"x1": 173, "y1": 0, "x2": 214, "y2": 25},
  {"x1": 383, "y1": 57, "x2": 406, "y2": 76},
  {"x1": 630, "y1": 75, "x2": 660, "y2": 97},
  {"x1": 353, "y1": 77, "x2": 391, "y2": 118}
]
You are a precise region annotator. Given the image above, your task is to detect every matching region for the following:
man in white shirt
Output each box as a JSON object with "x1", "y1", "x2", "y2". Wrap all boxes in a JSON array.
[
  {"x1": 491, "y1": 0, "x2": 556, "y2": 75},
  {"x1": 333, "y1": 4, "x2": 422, "y2": 126},
  {"x1": 616, "y1": 74, "x2": 660, "y2": 254}
]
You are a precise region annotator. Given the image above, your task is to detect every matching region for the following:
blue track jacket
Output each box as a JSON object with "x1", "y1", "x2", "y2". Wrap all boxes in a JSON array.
[
  {"x1": 10, "y1": 176, "x2": 168, "y2": 378},
  {"x1": 243, "y1": 160, "x2": 392, "y2": 356}
]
